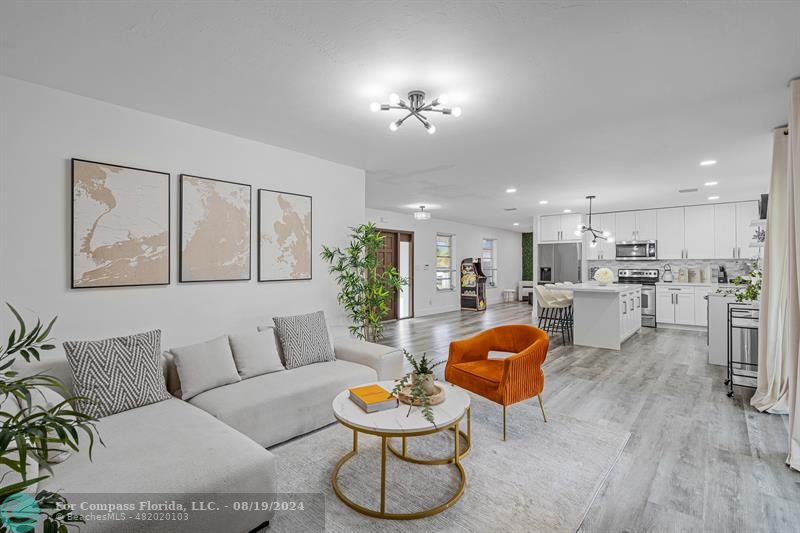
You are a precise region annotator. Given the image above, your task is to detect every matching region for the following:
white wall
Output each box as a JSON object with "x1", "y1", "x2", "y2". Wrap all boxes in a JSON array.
[
  {"x1": 366, "y1": 208, "x2": 522, "y2": 316},
  {"x1": 0, "y1": 76, "x2": 365, "y2": 348}
]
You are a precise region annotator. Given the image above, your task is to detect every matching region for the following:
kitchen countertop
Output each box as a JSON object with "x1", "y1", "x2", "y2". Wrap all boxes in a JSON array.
[{"x1": 571, "y1": 282, "x2": 642, "y2": 293}]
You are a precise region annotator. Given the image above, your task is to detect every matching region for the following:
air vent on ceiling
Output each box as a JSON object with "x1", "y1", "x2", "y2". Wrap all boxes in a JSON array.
[
  {"x1": 504, "y1": 207, "x2": 518, "y2": 211},
  {"x1": 678, "y1": 188, "x2": 699, "y2": 194}
]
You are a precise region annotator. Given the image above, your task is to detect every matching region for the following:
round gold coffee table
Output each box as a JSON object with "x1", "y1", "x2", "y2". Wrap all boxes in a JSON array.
[{"x1": 331, "y1": 380, "x2": 471, "y2": 520}]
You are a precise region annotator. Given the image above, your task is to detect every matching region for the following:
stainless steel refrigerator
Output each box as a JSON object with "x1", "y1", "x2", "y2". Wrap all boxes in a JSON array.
[{"x1": 538, "y1": 242, "x2": 582, "y2": 284}]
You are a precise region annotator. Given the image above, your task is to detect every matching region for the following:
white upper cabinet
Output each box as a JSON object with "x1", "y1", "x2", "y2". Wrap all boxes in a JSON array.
[
  {"x1": 562, "y1": 213, "x2": 584, "y2": 238},
  {"x1": 635, "y1": 210, "x2": 657, "y2": 241},
  {"x1": 713, "y1": 203, "x2": 737, "y2": 259},
  {"x1": 539, "y1": 213, "x2": 584, "y2": 242},
  {"x1": 657, "y1": 207, "x2": 685, "y2": 259},
  {"x1": 539, "y1": 215, "x2": 562, "y2": 242},
  {"x1": 585, "y1": 213, "x2": 616, "y2": 260},
  {"x1": 614, "y1": 211, "x2": 637, "y2": 241},
  {"x1": 615, "y1": 210, "x2": 656, "y2": 241},
  {"x1": 684, "y1": 205, "x2": 715, "y2": 259},
  {"x1": 736, "y1": 201, "x2": 759, "y2": 259},
  {"x1": 598, "y1": 213, "x2": 616, "y2": 259}
]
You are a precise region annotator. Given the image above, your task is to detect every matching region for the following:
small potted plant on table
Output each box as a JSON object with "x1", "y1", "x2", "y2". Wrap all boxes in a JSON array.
[{"x1": 392, "y1": 351, "x2": 445, "y2": 425}]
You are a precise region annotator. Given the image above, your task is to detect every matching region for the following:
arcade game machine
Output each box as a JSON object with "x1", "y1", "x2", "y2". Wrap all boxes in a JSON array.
[{"x1": 460, "y1": 257, "x2": 487, "y2": 311}]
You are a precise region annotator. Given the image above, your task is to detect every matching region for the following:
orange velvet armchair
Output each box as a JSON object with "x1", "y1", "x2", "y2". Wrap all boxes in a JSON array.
[{"x1": 445, "y1": 324, "x2": 549, "y2": 440}]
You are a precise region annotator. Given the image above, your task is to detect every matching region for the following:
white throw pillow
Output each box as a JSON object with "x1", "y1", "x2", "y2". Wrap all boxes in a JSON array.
[
  {"x1": 169, "y1": 335, "x2": 241, "y2": 400},
  {"x1": 228, "y1": 331, "x2": 284, "y2": 379}
]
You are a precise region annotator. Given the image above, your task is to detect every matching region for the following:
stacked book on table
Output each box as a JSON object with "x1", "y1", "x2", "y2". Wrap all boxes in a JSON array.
[{"x1": 349, "y1": 384, "x2": 398, "y2": 413}]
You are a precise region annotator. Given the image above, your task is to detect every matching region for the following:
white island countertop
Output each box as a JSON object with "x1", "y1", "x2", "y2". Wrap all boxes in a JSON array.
[{"x1": 570, "y1": 282, "x2": 642, "y2": 293}]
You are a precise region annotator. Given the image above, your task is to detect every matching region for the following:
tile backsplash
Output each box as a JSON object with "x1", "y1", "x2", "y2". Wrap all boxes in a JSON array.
[{"x1": 586, "y1": 258, "x2": 757, "y2": 281}]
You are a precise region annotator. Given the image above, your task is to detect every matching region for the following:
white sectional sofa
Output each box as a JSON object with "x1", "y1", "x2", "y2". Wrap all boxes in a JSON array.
[{"x1": 22, "y1": 332, "x2": 403, "y2": 533}]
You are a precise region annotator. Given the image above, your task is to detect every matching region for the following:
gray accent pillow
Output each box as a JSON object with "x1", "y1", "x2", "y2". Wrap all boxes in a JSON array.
[
  {"x1": 169, "y1": 335, "x2": 241, "y2": 400},
  {"x1": 63, "y1": 329, "x2": 171, "y2": 419},
  {"x1": 228, "y1": 331, "x2": 284, "y2": 379},
  {"x1": 272, "y1": 311, "x2": 336, "y2": 369}
]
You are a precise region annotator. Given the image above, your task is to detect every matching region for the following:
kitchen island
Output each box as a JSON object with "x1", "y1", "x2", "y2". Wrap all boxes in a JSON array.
[{"x1": 572, "y1": 282, "x2": 642, "y2": 350}]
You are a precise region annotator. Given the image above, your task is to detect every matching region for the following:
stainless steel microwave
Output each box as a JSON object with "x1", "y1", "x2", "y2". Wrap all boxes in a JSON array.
[{"x1": 615, "y1": 240, "x2": 657, "y2": 261}]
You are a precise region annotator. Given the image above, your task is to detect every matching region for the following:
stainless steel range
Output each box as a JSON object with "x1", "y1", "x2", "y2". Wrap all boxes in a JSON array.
[{"x1": 617, "y1": 269, "x2": 659, "y2": 328}]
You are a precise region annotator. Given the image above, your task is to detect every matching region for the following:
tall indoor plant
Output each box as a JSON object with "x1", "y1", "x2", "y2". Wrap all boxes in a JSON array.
[
  {"x1": 0, "y1": 304, "x2": 101, "y2": 533},
  {"x1": 321, "y1": 223, "x2": 407, "y2": 342}
]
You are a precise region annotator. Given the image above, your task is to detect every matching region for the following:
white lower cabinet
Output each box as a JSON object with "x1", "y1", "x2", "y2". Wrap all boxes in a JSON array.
[
  {"x1": 619, "y1": 289, "x2": 642, "y2": 341},
  {"x1": 694, "y1": 287, "x2": 711, "y2": 327},
  {"x1": 656, "y1": 284, "x2": 710, "y2": 327}
]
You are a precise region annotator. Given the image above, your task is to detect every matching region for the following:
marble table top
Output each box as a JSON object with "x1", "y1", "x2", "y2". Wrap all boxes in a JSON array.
[{"x1": 332, "y1": 380, "x2": 470, "y2": 435}]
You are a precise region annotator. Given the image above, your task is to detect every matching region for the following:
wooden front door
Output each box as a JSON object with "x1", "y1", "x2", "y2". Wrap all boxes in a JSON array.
[{"x1": 377, "y1": 231, "x2": 398, "y2": 320}]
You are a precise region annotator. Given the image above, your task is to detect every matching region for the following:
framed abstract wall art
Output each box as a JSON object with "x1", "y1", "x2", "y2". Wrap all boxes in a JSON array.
[
  {"x1": 258, "y1": 189, "x2": 312, "y2": 281},
  {"x1": 71, "y1": 158, "x2": 170, "y2": 288},
  {"x1": 179, "y1": 174, "x2": 251, "y2": 282}
]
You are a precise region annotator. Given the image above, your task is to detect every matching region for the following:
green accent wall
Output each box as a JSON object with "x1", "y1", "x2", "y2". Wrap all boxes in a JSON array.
[{"x1": 522, "y1": 232, "x2": 533, "y2": 281}]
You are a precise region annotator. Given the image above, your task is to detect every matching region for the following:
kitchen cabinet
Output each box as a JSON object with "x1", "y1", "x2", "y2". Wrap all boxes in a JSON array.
[
  {"x1": 694, "y1": 287, "x2": 711, "y2": 327},
  {"x1": 585, "y1": 213, "x2": 615, "y2": 260},
  {"x1": 573, "y1": 284, "x2": 641, "y2": 350},
  {"x1": 736, "y1": 201, "x2": 759, "y2": 259},
  {"x1": 713, "y1": 203, "x2": 737, "y2": 259},
  {"x1": 539, "y1": 213, "x2": 583, "y2": 242},
  {"x1": 615, "y1": 210, "x2": 656, "y2": 241},
  {"x1": 656, "y1": 285, "x2": 696, "y2": 325},
  {"x1": 684, "y1": 205, "x2": 715, "y2": 259},
  {"x1": 657, "y1": 207, "x2": 685, "y2": 259},
  {"x1": 636, "y1": 210, "x2": 657, "y2": 241},
  {"x1": 540, "y1": 215, "x2": 562, "y2": 242},
  {"x1": 675, "y1": 292, "x2": 695, "y2": 325}
]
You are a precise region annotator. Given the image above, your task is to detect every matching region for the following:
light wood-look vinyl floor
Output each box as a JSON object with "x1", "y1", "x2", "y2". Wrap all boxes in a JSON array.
[{"x1": 378, "y1": 302, "x2": 800, "y2": 532}]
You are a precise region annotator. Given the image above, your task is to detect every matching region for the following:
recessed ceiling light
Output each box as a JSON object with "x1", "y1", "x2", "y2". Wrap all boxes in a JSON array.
[
  {"x1": 506, "y1": 188, "x2": 517, "y2": 194},
  {"x1": 539, "y1": 200, "x2": 549, "y2": 205},
  {"x1": 563, "y1": 209, "x2": 572, "y2": 213},
  {"x1": 708, "y1": 195, "x2": 720, "y2": 200},
  {"x1": 700, "y1": 160, "x2": 717, "y2": 166},
  {"x1": 704, "y1": 181, "x2": 718, "y2": 186},
  {"x1": 513, "y1": 222, "x2": 520, "y2": 226}
]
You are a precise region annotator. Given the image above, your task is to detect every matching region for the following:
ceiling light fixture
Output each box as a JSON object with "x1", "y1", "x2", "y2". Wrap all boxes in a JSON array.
[
  {"x1": 708, "y1": 195, "x2": 720, "y2": 201},
  {"x1": 513, "y1": 222, "x2": 520, "y2": 226},
  {"x1": 704, "y1": 181, "x2": 718, "y2": 186},
  {"x1": 563, "y1": 209, "x2": 572, "y2": 213},
  {"x1": 700, "y1": 160, "x2": 717, "y2": 166},
  {"x1": 506, "y1": 188, "x2": 517, "y2": 194},
  {"x1": 371, "y1": 90, "x2": 461, "y2": 134},
  {"x1": 575, "y1": 195, "x2": 613, "y2": 247},
  {"x1": 413, "y1": 205, "x2": 431, "y2": 220},
  {"x1": 539, "y1": 200, "x2": 549, "y2": 205}
]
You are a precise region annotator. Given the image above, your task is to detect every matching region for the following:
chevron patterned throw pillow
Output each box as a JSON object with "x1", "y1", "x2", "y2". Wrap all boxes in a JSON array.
[
  {"x1": 63, "y1": 329, "x2": 171, "y2": 418},
  {"x1": 272, "y1": 311, "x2": 336, "y2": 369}
]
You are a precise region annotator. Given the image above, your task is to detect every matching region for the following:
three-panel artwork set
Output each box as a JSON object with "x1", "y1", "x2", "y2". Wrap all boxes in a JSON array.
[{"x1": 71, "y1": 158, "x2": 312, "y2": 289}]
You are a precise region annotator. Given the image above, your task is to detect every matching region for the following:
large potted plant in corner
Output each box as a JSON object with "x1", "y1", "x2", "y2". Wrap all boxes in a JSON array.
[
  {"x1": 0, "y1": 304, "x2": 102, "y2": 533},
  {"x1": 321, "y1": 222, "x2": 407, "y2": 342}
]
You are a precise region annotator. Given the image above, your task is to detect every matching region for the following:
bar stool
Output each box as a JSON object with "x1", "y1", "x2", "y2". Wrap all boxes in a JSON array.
[{"x1": 534, "y1": 285, "x2": 573, "y2": 345}]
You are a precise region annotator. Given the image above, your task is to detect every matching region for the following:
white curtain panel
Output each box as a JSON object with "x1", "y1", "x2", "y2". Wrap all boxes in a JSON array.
[
  {"x1": 751, "y1": 127, "x2": 791, "y2": 414},
  {"x1": 786, "y1": 79, "x2": 800, "y2": 472}
]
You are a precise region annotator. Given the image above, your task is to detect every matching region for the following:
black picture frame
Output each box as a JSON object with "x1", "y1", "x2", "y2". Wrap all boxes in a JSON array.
[
  {"x1": 71, "y1": 158, "x2": 170, "y2": 289},
  {"x1": 257, "y1": 188, "x2": 313, "y2": 282},
  {"x1": 179, "y1": 174, "x2": 252, "y2": 283}
]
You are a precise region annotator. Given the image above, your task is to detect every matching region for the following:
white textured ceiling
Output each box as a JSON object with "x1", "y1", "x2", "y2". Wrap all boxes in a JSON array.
[{"x1": 2, "y1": 1, "x2": 798, "y2": 231}]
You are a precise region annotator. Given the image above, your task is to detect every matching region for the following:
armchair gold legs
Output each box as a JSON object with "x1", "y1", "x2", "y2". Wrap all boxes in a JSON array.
[
  {"x1": 501, "y1": 393, "x2": 548, "y2": 441},
  {"x1": 537, "y1": 393, "x2": 548, "y2": 423}
]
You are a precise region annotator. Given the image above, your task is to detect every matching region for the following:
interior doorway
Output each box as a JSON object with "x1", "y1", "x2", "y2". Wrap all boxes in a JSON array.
[{"x1": 378, "y1": 229, "x2": 414, "y2": 320}]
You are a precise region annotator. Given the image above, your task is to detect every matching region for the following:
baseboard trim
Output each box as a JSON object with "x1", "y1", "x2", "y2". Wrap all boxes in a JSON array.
[{"x1": 656, "y1": 323, "x2": 707, "y2": 332}]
